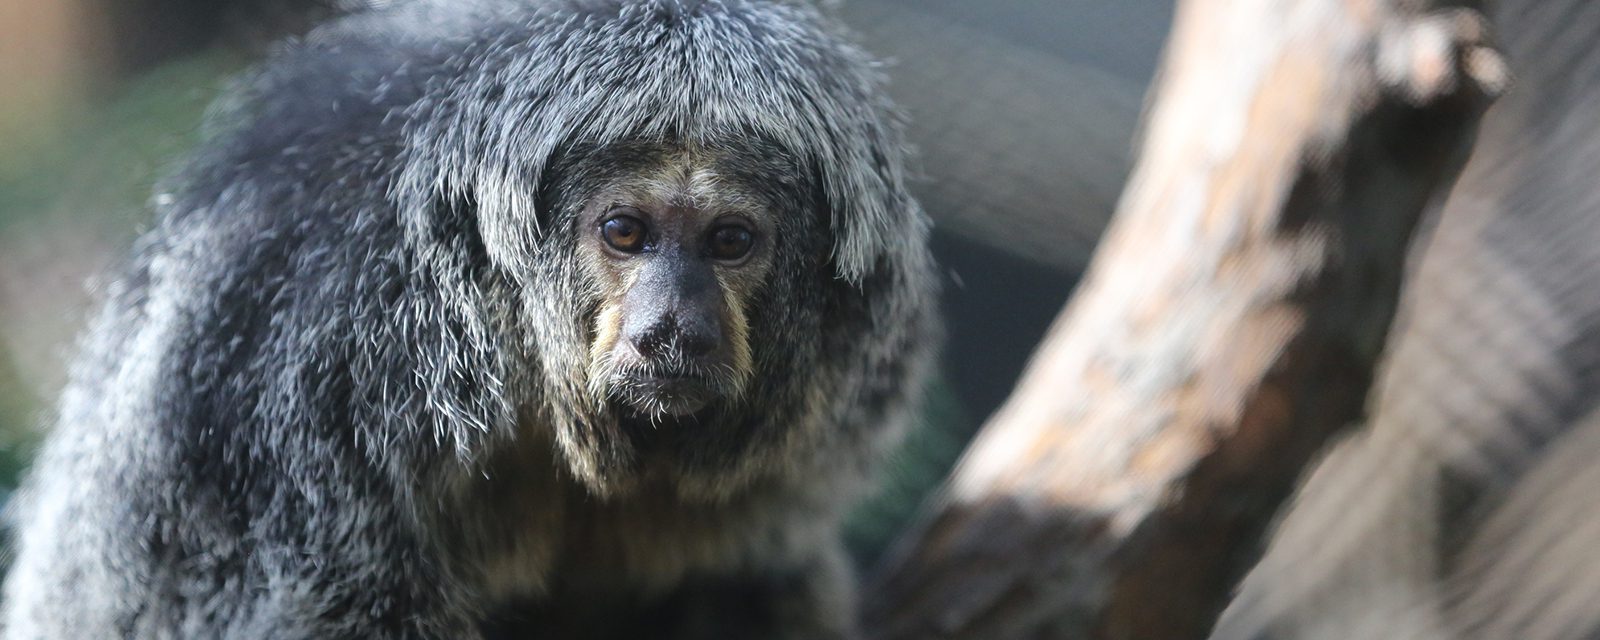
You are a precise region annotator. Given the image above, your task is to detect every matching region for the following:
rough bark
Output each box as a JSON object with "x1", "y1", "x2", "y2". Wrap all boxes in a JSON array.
[
  {"x1": 1215, "y1": 0, "x2": 1600, "y2": 637},
  {"x1": 862, "y1": 1, "x2": 1505, "y2": 638}
]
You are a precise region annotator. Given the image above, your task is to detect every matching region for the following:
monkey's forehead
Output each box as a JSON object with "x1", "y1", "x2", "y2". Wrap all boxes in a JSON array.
[
  {"x1": 610, "y1": 160, "x2": 753, "y2": 212},
  {"x1": 558, "y1": 141, "x2": 812, "y2": 214}
]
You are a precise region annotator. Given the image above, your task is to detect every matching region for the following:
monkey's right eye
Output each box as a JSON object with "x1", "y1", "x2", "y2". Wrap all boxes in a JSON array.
[{"x1": 601, "y1": 213, "x2": 648, "y2": 253}]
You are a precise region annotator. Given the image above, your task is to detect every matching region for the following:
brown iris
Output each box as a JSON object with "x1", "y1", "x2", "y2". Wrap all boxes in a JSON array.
[
  {"x1": 707, "y1": 224, "x2": 755, "y2": 262},
  {"x1": 601, "y1": 211, "x2": 648, "y2": 253}
]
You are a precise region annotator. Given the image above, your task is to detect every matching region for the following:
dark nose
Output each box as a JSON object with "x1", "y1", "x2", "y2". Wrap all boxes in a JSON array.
[
  {"x1": 623, "y1": 253, "x2": 723, "y2": 363},
  {"x1": 630, "y1": 315, "x2": 719, "y2": 360}
]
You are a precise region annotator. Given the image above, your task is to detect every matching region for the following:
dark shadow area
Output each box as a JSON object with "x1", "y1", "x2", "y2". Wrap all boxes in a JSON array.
[{"x1": 930, "y1": 229, "x2": 1079, "y2": 439}]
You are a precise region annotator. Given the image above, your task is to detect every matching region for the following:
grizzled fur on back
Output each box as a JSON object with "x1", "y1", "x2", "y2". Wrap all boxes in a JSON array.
[{"x1": 1, "y1": 1, "x2": 937, "y2": 638}]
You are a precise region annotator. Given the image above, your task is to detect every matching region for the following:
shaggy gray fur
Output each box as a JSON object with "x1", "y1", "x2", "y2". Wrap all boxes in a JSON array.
[{"x1": 0, "y1": 1, "x2": 937, "y2": 637}]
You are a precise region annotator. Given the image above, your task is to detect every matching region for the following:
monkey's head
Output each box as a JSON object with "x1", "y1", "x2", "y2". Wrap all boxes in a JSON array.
[{"x1": 394, "y1": 0, "x2": 936, "y2": 498}]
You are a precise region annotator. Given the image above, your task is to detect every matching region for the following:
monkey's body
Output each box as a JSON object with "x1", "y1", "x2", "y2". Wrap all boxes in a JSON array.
[{"x1": 1, "y1": 1, "x2": 936, "y2": 637}]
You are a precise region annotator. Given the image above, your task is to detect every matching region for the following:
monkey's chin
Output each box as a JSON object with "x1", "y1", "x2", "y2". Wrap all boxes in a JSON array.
[{"x1": 615, "y1": 376, "x2": 717, "y2": 418}]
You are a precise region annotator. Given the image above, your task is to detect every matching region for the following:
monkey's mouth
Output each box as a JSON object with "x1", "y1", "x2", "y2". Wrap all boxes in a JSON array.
[{"x1": 611, "y1": 372, "x2": 720, "y2": 417}]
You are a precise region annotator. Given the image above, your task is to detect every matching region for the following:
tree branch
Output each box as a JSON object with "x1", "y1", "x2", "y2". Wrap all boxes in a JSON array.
[{"x1": 863, "y1": 1, "x2": 1506, "y2": 637}]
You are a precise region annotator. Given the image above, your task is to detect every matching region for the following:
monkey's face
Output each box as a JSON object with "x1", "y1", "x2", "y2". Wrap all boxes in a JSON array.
[
  {"x1": 518, "y1": 140, "x2": 844, "y2": 496},
  {"x1": 577, "y1": 149, "x2": 778, "y2": 422}
]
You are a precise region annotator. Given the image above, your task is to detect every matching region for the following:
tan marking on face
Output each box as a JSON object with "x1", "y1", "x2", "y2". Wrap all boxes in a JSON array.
[
  {"x1": 587, "y1": 299, "x2": 625, "y2": 403},
  {"x1": 720, "y1": 288, "x2": 754, "y2": 397}
]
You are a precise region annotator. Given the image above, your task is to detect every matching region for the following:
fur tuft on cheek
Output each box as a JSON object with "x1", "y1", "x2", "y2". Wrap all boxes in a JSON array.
[
  {"x1": 586, "y1": 300, "x2": 625, "y2": 404},
  {"x1": 722, "y1": 290, "x2": 754, "y2": 399}
]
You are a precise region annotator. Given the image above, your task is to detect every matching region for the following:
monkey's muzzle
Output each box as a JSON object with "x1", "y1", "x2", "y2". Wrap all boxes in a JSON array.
[{"x1": 613, "y1": 370, "x2": 720, "y2": 417}]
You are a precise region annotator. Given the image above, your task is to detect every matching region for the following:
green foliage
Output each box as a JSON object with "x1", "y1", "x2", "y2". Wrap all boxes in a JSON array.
[
  {"x1": 0, "y1": 352, "x2": 34, "y2": 491},
  {"x1": 844, "y1": 372, "x2": 972, "y2": 569},
  {"x1": 1, "y1": 52, "x2": 244, "y2": 233}
]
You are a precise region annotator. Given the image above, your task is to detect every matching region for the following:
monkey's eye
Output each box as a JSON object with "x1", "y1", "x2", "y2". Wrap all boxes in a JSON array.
[
  {"x1": 601, "y1": 212, "x2": 648, "y2": 253},
  {"x1": 707, "y1": 224, "x2": 755, "y2": 263}
]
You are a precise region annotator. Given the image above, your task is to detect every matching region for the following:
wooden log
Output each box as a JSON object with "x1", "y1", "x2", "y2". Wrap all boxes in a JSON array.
[{"x1": 862, "y1": 1, "x2": 1506, "y2": 638}]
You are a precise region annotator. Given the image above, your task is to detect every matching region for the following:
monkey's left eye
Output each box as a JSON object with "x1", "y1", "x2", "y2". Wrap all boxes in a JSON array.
[
  {"x1": 707, "y1": 224, "x2": 755, "y2": 263},
  {"x1": 601, "y1": 213, "x2": 648, "y2": 253}
]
